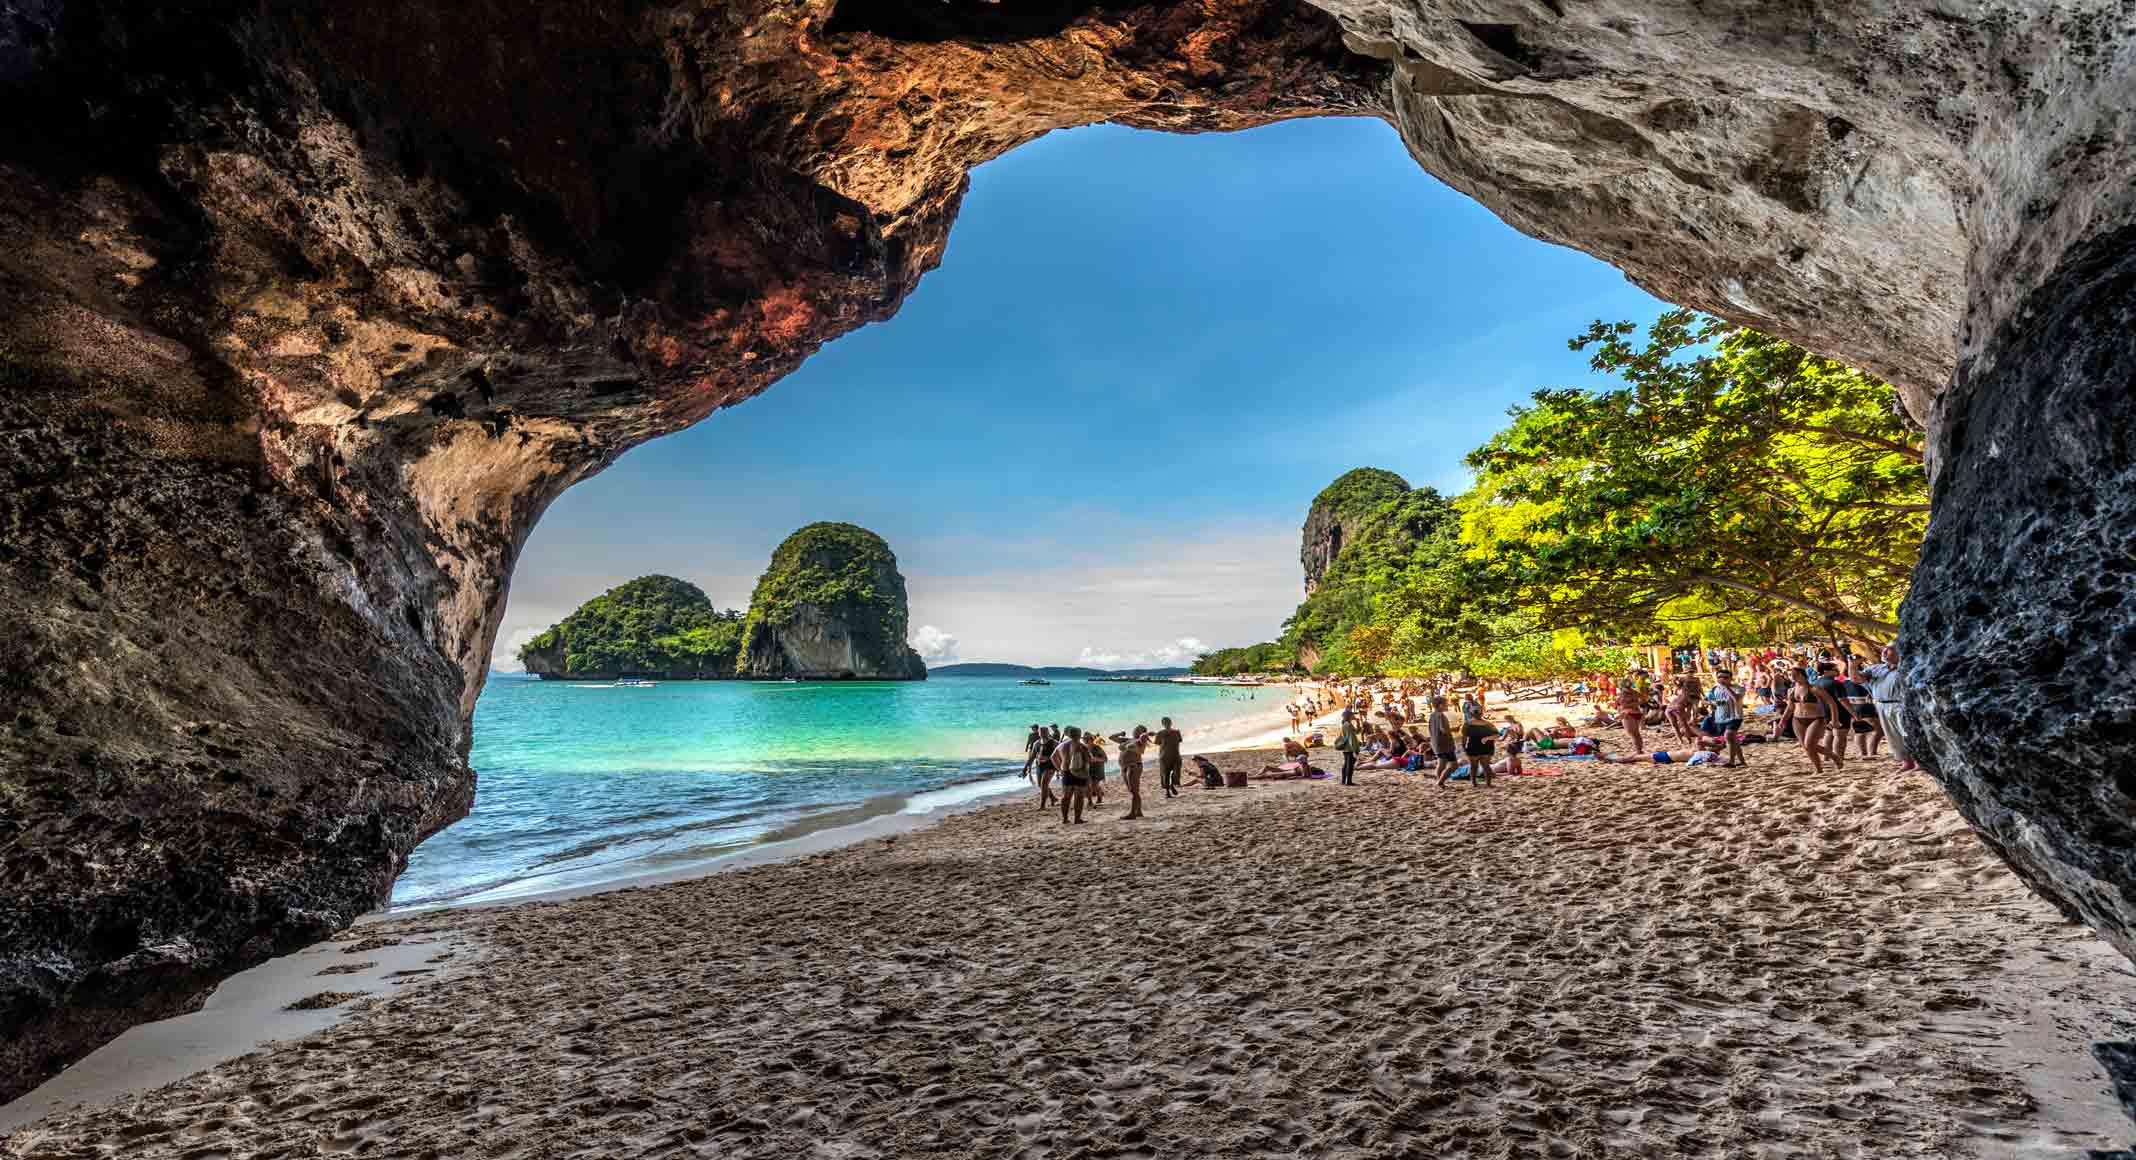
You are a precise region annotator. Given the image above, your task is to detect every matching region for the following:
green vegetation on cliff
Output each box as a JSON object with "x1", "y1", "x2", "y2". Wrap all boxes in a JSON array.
[
  {"x1": 1195, "y1": 311, "x2": 1926, "y2": 679},
  {"x1": 517, "y1": 575, "x2": 743, "y2": 677},
  {"x1": 1312, "y1": 468, "x2": 1411, "y2": 519},
  {"x1": 739, "y1": 522, "x2": 925, "y2": 678}
]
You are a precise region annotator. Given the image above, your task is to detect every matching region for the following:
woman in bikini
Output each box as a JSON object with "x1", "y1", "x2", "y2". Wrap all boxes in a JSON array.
[
  {"x1": 1666, "y1": 670, "x2": 1700, "y2": 743},
  {"x1": 1787, "y1": 665, "x2": 1845, "y2": 774},
  {"x1": 1614, "y1": 676, "x2": 1648, "y2": 753},
  {"x1": 1109, "y1": 727, "x2": 1148, "y2": 820}
]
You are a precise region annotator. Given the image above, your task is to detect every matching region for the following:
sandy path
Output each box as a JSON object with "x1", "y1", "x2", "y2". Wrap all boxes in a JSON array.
[{"x1": 7, "y1": 709, "x2": 2135, "y2": 1158}]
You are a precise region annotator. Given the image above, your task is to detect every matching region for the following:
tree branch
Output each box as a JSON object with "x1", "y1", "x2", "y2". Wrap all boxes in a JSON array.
[{"x1": 1775, "y1": 423, "x2": 1925, "y2": 462}]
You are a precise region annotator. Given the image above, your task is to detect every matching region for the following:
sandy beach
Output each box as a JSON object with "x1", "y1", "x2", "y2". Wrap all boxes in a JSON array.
[{"x1": 6, "y1": 698, "x2": 2135, "y2": 1157}]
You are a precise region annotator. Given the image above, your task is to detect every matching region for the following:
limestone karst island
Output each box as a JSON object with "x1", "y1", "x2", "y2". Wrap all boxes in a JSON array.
[
  {"x1": 519, "y1": 525, "x2": 928, "y2": 681},
  {"x1": 5, "y1": 4, "x2": 2136, "y2": 1157}
]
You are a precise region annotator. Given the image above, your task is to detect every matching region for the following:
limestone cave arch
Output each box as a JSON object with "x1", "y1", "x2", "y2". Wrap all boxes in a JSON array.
[{"x1": 1, "y1": 0, "x2": 2133, "y2": 1106}]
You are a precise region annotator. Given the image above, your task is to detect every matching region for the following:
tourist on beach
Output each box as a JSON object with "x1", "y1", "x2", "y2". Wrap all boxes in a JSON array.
[
  {"x1": 1614, "y1": 676, "x2": 1647, "y2": 752},
  {"x1": 1109, "y1": 726, "x2": 1149, "y2": 820},
  {"x1": 1703, "y1": 670, "x2": 1748, "y2": 768},
  {"x1": 1334, "y1": 709, "x2": 1359, "y2": 785},
  {"x1": 1427, "y1": 697, "x2": 1458, "y2": 782},
  {"x1": 1598, "y1": 737, "x2": 1727, "y2": 765},
  {"x1": 1153, "y1": 717, "x2": 1184, "y2": 798},
  {"x1": 1055, "y1": 727, "x2": 1089, "y2": 824},
  {"x1": 1861, "y1": 645, "x2": 1916, "y2": 771},
  {"x1": 1452, "y1": 708, "x2": 1497, "y2": 787},
  {"x1": 1084, "y1": 730, "x2": 1108, "y2": 805},
  {"x1": 1666, "y1": 674, "x2": 1702, "y2": 744},
  {"x1": 1839, "y1": 664, "x2": 1880, "y2": 758},
  {"x1": 1024, "y1": 724, "x2": 1057, "y2": 809},
  {"x1": 1497, "y1": 717, "x2": 1526, "y2": 776},
  {"x1": 1812, "y1": 662, "x2": 1856, "y2": 751},
  {"x1": 1788, "y1": 665, "x2": 1846, "y2": 774}
]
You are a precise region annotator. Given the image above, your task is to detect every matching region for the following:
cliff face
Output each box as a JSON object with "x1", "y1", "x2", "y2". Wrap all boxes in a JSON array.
[
  {"x1": 2, "y1": 0, "x2": 2136, "y2": 1105},
  {"x1": 1301, "y1": 468, "x2": 1411, "y2": 593},
  {"x1": 738, "y1": 524, "x2": 928, "y2": 680}
]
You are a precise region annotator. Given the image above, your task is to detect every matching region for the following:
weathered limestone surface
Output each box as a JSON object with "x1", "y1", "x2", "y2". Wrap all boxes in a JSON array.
[
  {"x1": 1300, "y1": 468, "x2": 1410, "y2": 594},
  {"x1": 2, "y1": 0, "x2": 2134, "y2": 1103},
  {"x1": 737, "y1": 523, "x2": 928, "y2": 681}
]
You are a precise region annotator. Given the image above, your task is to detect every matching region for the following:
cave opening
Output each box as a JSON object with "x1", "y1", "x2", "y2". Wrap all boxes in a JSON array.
[
  {"x1": 8, "y1": 1, "x2": 2136, "y2": 1145},
  {"x1": 405, "y1": 115, "x2": 1670, "y2": 908}
]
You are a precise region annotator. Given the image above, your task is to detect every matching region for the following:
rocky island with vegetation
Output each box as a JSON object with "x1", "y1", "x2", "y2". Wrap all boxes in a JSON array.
[
  {"x1": 738, "y1": 523, "x2": 928, "y2": 681},
  {"x1": 517, "y1": 524, "x2": 926, "y2": 681},
  {"x1": 516, "y1": 576, "x2": 744, "y2": 679}
]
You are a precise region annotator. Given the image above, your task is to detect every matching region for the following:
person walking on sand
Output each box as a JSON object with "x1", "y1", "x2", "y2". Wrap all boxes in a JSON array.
[
  {"x1": 1839, "y1": 664, "x2": 1880, "y2": 758},
  {"x1": 1703, "y1": 670, "x2": 1748, "y2": 768},
  {"x1": 1153, "y1": 717, "x2": 1184, "y2": 798},
  {"x1": 1788, "y1": 665, "x2": 1845, "y2": 774},
  {"x1": 1334, "y1": 708, "x2": 1360, "y2": 785},
  {"x1": 1022, "y1": 724, "x2": 1056, "y2": 809},
  {"x1": 1454, "y1": 708, "x2": 1498, "y2": 787},
  {"x1": 1084, "y1": 729, "x2": 1108, "y2": 806},
  {"x1": 1427, "y1": 697, "x2": 1459, "y2": 783},
  {"x1": 1055, "y1": 727, "x2": 1089, "y2": 825},
  {"x1": 1614, "y1": 676, "x2": 1647, "y2": 753},
  {"x1": 1110, "y1": 726, "x2": 1150, "y2": 819},
  {"x1": 1861, "y1": 644, "x2": 1916, "y2": 771}
]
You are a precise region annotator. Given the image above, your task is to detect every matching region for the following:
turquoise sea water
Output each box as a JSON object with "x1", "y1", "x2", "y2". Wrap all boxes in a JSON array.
[{"x1": 391, "y1": 675, "x2": 1284, "y2": 908}]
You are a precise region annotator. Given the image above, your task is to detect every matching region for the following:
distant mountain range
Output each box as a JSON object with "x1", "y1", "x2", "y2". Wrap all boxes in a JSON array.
[{"x1": 930, "y1": 663, "x2": 1193, "y2": 679}]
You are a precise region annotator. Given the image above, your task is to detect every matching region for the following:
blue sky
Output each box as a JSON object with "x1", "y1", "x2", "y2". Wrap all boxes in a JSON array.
[{"x1": 496, "y1": 115, "x2": 1667, "y2": 670}]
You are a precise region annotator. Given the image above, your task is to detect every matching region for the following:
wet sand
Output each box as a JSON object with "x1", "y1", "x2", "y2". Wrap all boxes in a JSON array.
[{"x1": 7, "y1": 701, "x2": 2136, "y2": 1157}]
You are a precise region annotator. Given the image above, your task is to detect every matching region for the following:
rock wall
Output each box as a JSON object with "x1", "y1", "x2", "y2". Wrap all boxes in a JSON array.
[
  {"x1": 1301, "y1": 467, "x2": 1411, "y2": 593},
  {"x1": 3, "y1": 0, "x2": 2136, "y2": 1103},
  {"x1": 737, "y1": 523, "x2": 928, "y2": 681}
]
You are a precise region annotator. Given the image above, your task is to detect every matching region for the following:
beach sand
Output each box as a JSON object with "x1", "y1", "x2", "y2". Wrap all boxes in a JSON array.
[{"x1": 7, "y1": 698, "x2": 2135, "y2": 1157}]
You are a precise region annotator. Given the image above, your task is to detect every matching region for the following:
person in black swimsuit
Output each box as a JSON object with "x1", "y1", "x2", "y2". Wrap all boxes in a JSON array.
[{"x1": 1054, "y1": 727, "x2": 1089, "y2": 825}]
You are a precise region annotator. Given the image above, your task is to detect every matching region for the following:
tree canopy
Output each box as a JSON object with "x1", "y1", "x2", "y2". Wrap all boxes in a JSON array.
[
  {"x1": 1195, "y1": 311, "x2": 1925, "y2": 679},
  {"x1": 518, "y1": 575, "x2": 744, "y2": 676},
  {"x1": 1461, "y1": 310, "x2": 1924, "y2": 640}
]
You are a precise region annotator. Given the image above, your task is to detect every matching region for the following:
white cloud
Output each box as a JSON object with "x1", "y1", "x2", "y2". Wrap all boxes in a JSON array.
[
  {"x1": 910, "y1": 624, "x2": 961, "y2": 663},
  {"x1": 1076, "y1": 636, "x2": 1207, "y2": 669}
]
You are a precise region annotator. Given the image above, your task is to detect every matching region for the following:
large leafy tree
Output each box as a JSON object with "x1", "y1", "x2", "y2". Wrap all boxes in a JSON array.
[{"x1": 1460, "y1": 310, "x2": 1925, "y2": 640}]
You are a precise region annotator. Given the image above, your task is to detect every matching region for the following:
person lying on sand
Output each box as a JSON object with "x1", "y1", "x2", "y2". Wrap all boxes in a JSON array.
[{"x1": 1598, "y1": 737, "x2": 1728, "y2": 765}]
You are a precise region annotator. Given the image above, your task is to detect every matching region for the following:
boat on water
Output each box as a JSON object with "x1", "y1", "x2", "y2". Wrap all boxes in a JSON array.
[
  {"x1": 615, "y1": 677, "x2": 658, "y2": 688},
  {"x1": 1020, "y1": 678, "x2": 1051, "y2": 686}
]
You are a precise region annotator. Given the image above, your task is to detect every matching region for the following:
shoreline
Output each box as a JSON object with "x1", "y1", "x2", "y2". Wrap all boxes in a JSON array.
[
  {"x1": 11, "y1": 699, "x2": 2133, "y2": 1155},
  {"x1": 394, "y1": 680, "x2": 1306, "y2": 911},
  {"x1": 18, "y1": 692, "x2": 2130, "y2": 1156},
  {"x1": 0, "y1": 689, "x2": 1319, "y2": 1129}
]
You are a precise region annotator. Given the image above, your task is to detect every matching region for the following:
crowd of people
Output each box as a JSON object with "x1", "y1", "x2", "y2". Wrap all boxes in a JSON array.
[
  {"x1": 1019, "y1": 719, "x2": 1190, "y2": 825},
  {"x1": 1552, "y1": 642, "x2": 1916, "y2": 775},
  {"x1": 1015, "y1": 640, "x2": 1914, "y2": 825}
]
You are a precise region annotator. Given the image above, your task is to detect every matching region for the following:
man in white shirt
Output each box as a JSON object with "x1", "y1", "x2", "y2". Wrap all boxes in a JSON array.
[{"x1": 1860, "y1": 644, "x2": 1915, "y2": 771}]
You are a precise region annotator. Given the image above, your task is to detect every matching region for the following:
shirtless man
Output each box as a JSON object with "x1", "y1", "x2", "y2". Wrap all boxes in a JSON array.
[
  {"x1": 1054, "y1": 727, "x2": 1089, "y2": 825},
  {"x1": 1153, "y1": 717, "x2": 1184, "y2": 798}
]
